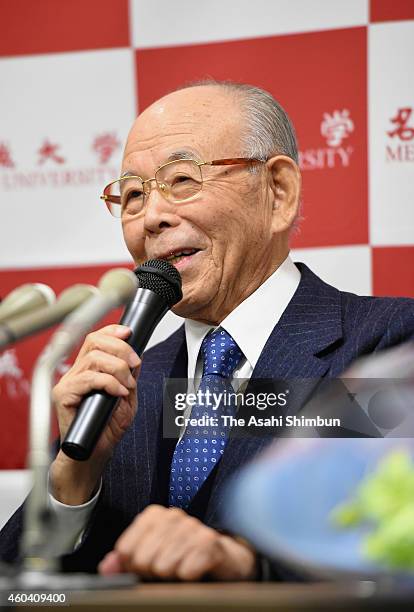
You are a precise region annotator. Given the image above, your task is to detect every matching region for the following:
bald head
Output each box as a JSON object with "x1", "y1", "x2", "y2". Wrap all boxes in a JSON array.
[{"x1": 124, "y1": 85, "x2": 245, "y2": 166}]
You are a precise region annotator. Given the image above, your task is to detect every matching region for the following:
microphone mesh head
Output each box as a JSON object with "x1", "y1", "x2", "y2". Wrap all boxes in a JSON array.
[{"x1": 134, "y1": 259, "x2": 183, "y2": 307}]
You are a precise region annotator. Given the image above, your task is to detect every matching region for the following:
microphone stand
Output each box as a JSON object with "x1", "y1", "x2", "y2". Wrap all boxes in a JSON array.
[{"x1": 0, "y1": 283, "x2": 139, "y2": 593}]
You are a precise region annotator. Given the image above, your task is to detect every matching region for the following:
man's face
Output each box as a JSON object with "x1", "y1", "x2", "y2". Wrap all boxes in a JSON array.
[{"x1": 121, "y1": 86, "x2": 278, "y2": 324}]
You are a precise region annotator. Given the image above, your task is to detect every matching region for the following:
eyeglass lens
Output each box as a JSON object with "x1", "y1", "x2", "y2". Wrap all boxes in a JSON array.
[{"x1": 107, "y1": 160, "x2": 203, "y2": 217}]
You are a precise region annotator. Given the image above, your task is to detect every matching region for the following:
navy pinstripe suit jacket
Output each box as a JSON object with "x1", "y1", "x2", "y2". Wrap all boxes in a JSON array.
[{"x1": 1, "y1": 263, "x2": 413, "y2": 574}]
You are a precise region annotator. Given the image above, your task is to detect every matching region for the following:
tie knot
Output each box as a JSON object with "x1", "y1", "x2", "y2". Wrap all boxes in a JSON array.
[{"x1": 201, "y1": 328, "x2": 243, "y2": 378}]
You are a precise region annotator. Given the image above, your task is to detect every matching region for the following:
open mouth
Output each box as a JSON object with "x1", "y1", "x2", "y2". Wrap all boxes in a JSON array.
[{"x1": 165, "y1": 248, "x2": 201, "y2": 265}]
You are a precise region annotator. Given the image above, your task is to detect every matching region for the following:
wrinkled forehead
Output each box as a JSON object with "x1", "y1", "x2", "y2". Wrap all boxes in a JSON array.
[{"x1": 124, "y1": 86, "x2": 245, "y2": 163}]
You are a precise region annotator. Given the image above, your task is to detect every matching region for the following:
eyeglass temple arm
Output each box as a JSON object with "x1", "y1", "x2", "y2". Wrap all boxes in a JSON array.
[{"x1": 208, "y1": 158, "x2": 265, "y2": 166}]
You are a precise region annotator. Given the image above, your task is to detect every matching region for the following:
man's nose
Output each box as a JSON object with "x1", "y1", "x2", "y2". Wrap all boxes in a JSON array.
[{"x1": 143, "y1": 183, "x2": 180, "y2": 234}]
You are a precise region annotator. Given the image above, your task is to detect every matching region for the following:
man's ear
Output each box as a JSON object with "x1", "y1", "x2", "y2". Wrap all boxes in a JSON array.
[{"x1": 266, "y1": 155, "x2": 301, "y2": 233}]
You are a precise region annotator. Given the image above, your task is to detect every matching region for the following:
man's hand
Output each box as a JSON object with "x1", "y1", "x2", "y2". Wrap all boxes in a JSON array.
[
  {"x1": 50, "y1": 324, "x2": 141, "y2": 505},
  {"x1": 98, "y1": 505, "x2": 257, "y2": 581}
]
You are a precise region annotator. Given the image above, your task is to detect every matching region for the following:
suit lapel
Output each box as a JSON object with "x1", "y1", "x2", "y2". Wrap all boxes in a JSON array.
[{"x1": 205, "y1": 263, "x2": 344, "y2": 524}]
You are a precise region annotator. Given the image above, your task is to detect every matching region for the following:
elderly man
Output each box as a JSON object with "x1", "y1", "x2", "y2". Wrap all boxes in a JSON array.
[{"x1": 1, "y1": 81, "x2": 413, "y2": 581}]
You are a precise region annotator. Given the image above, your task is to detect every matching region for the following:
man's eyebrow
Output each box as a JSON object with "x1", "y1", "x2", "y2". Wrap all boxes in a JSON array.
[
  {"x1": 120, "y1": 170, "x2": 139, "y2": 179},
  {"x1": 120, "y1": 150, "x2": 201, "y2": 179},
  {"x1": 165, "y1": 149, "x2": 201, "y2": 162}
]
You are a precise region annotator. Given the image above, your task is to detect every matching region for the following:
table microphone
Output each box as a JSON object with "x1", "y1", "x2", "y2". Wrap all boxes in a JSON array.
[
  {"x1": 0, "y1": 284, "x2": 98, "y2": 349},
  {"x1": 0, "y1": 283, "x2": 55, "y2": 324},
  {"x1": 61, "y1": 259, "x2": 182, "y2": 461}
]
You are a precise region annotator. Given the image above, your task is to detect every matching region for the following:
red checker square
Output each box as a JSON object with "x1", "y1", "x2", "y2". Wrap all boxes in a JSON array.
[
  {"x1": 370, "y1": 0, "x2": 414, "y2": 23},
  {"x1": 372, "y1": 246, "x2": 414, "y2": 298},
  {"x1": 0, "y1": 263, "x2": 130, "y2": 469},
  {"x1": 135, "y1": 27, "x2": 368, "y2": 248},
  {"x1": 0, "y1": 0, "x2": 130, "y2": 57}
]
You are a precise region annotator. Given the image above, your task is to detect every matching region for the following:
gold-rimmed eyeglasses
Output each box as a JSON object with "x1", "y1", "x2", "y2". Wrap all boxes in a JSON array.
[{"x1": 100, "y1": 157, "x2": 266, "y2": 218}]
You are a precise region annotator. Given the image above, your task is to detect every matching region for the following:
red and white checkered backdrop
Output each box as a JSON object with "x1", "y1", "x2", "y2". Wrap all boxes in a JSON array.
[{"x1": 0, "y1": 0, "x2": 413, "y2": 469}]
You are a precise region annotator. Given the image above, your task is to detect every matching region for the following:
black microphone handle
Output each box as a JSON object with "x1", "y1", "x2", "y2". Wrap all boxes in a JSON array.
[{"x1": 61, "y1": 289, "x2": 169, "y2": 461}]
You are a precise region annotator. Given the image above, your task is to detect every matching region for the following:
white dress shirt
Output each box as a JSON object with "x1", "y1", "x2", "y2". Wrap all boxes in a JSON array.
[{"x1": 48, "y1": 255, "x2": 301, "y2": 555}]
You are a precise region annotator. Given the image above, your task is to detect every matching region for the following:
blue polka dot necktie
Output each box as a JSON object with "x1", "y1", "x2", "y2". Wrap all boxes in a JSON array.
[{"x1": 169, "y1": 328, "x2": 244, "y2": 509}]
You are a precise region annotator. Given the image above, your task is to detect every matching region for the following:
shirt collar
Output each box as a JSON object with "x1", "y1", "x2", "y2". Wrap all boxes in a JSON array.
[{"x1": 184, "y1": 255, "x2": 301, "y2": 379}]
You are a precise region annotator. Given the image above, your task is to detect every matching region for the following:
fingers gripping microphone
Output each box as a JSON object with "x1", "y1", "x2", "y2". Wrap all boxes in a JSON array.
[{"x1": 61, "y1": 259, "x2": 182, "y2": 461}]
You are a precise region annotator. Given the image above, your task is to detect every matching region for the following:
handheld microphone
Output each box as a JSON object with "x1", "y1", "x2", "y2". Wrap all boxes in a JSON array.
[
  {"x1": 61, "y1": 259, "x2": 182, "y2": 461},
  {"x1": 0, "y1": 283, "x2": 55, "y2": 324},
  {"x1": 0, "y1": 284, "x2": 98, "y2": 350}
]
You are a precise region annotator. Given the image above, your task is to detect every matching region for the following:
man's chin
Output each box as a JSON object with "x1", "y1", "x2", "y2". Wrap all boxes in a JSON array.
[
  {"x1": 171, "y1": 295, "x2": 214, "y2": 323},
  {"x1": 171, "y1": 301, "x2": 199, "y2": 320}
]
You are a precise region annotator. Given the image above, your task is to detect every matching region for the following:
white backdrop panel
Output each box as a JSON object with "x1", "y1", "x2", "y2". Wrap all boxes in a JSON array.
[
  {"x1": 0, "y1": 49, "x2": 136, "y2": 268},
  {"x1": 369, "y1": 21, "x2": 414, "y2": 246},
  {"x1": 131, "y1": 0, "x2": 369, "y2": 49},
  {"x1": 291, "y1": 245, "x2": 372, "y2": 295},
  {"x1": 0, "y1": 471, "x2": 30, "y2": 530}
]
